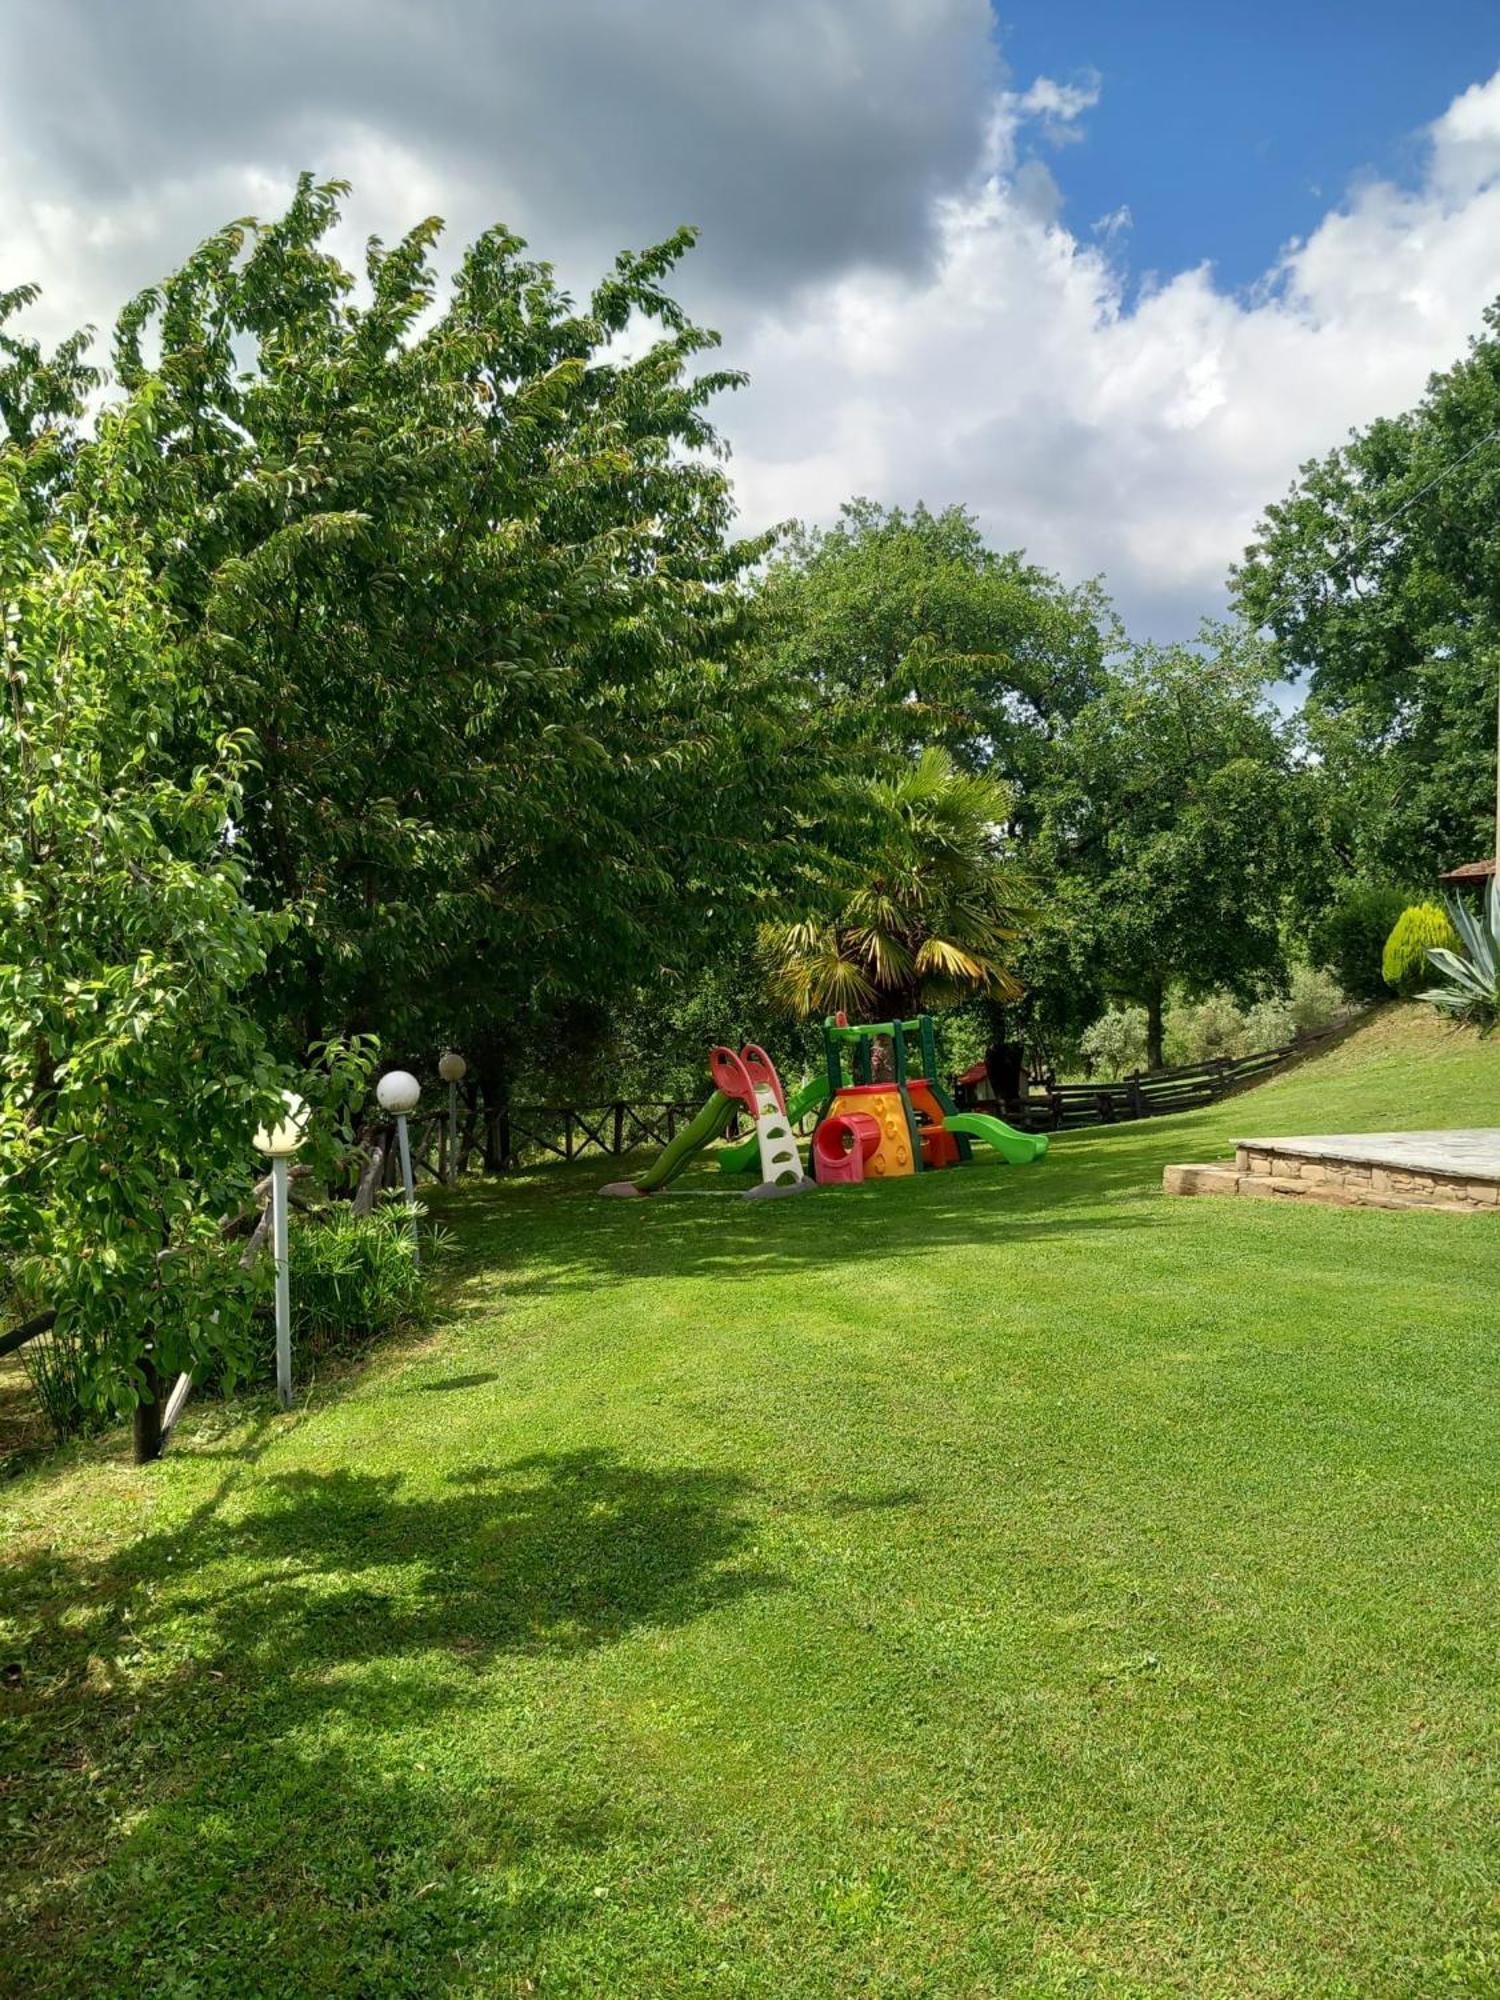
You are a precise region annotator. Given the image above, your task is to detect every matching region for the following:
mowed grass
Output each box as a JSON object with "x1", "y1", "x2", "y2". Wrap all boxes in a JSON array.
[{"x1": 3, "y1": 1007, "x2": 1499, "y2": 1997}]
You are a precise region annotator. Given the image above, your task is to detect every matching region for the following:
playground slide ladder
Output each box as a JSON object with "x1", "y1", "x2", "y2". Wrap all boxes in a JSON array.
[
  {"x1": 717, "y1": 1073, "x2": 827, "y2": 1173},
  {"x1": 710, "y1": 1044, "x2": 814, "y2": 1198}
]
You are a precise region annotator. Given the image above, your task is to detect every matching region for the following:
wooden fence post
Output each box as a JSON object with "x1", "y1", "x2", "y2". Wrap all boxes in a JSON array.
[
  {"x1": 613, "y1": 1101, "x2": 625, "y2": 1155},
  {"x1": 564, "y1": 1109, "x2": 575, "y2": 1162}
]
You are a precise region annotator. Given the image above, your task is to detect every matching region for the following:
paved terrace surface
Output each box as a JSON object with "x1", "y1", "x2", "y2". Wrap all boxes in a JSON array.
[{"x1": 1236, "y1": 1130, "x2": 1500, "y2": 1178}]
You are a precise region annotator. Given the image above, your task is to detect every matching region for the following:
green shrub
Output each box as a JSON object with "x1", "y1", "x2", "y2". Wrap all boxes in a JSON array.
[
  {"x1": 19, "y1": 1320, "x2": 106, "y2": 1444},
  {"x1": 1078, "y1": 1006, "x2": 1148, "y2": 1078},
  {"x1": 1165, "y1": 991, "x2": 1254, "y2": 1064},
  {"x1": 1312, "y1": 881, "x2": 1414, "y2": 1003},
  {"x1": 1420, "y1": 877, "x2": 1500, "y2": 1035},
  {"x1": 1382, "y1": 904, "x2": 1461, "y2": 998},
  {"x1": 289, "y1": 1207, "x2": 432, "y2": 1358},
  {"x1": 1285, "y1": 963, "x2": 1350, "y2": 1035}
]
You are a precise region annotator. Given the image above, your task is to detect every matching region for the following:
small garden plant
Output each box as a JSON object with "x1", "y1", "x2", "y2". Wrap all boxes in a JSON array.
[{"x1": 1383, "y1": 903, "x2": 1460, "y2": 997}]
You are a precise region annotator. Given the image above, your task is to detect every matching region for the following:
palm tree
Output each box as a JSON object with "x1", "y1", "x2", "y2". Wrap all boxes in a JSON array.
[{"x1": 761, "y1": 748, "x2": 1028, "y2": 1022}]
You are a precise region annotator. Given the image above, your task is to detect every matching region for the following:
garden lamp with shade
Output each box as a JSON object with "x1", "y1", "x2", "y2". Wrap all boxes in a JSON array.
[
  {"x1": 377, "y1": 1068, "x2": 422, "y2": 1258},
  {"x1": 438, "y1": 1050, "x2": 467, "y2": 1184},
  {"x1": 252, "y1": 1089, "x2": 310, "y2": 1410}
]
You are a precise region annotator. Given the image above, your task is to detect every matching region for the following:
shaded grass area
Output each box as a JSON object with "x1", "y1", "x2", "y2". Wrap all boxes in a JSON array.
[{"x1": 3, "y1": 1007, "x2": 1499, "y2": 1995}]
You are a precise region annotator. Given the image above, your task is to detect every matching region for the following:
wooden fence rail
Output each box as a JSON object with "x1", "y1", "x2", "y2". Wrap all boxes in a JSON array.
[{"x1": 993, "y1": 1029, "x2": 1343, "y2": 1133}]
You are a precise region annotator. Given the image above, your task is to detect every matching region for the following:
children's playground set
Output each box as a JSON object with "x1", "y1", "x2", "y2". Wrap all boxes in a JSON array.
[{"x1": 601, "y1": 1013, "x2": 1047, "y2": 1200}]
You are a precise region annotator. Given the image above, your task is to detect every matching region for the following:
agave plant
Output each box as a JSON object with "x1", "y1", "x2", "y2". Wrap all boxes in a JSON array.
[{"x1": 1419, "y1": 874, "x2": 1500, "y2": 1035}]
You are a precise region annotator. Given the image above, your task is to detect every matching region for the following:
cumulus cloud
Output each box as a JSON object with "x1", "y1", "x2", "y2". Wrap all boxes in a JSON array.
[
  {"x1": 1, "y1": 4, "x2": 1499, "y2": 639},
  {"x1": 729, "y1": 67, "x2": 1500, "y2": 636},
  {"x1": 0, "y1": 0, "x2": 1000, "y2": 329}
]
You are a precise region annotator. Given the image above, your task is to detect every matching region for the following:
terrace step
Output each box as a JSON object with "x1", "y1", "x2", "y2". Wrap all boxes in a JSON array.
[{"x1": 1164, "y1": 1132, "x2": 1500, "y2": 1213}]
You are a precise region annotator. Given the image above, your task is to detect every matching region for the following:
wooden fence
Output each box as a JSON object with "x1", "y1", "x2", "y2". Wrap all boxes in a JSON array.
[
  {"x1": 416, "y1": 1030, "x2": 1343, "y2": 1171},
  {"x1": 990, "y1": 1031, "x2": 1339, "y2": 1134},
  {"x1": 402, "y1": 1099, "x2": 709, "y2": 1177}
]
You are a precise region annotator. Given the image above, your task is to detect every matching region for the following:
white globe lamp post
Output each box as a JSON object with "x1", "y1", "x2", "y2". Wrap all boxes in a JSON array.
[
  {"x1": 377, "y1": 1069, "x2": 422, "y2": 1258},
  {"x1": 438, "y1": 1050, "x2": 467, "y2": 1184},
  {"x1": 252, "y1": 1090, "x2": 310, "y2": 1410}
]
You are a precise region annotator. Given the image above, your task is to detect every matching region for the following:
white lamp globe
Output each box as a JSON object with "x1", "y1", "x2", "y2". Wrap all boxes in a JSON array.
[
  {"x1": 376, "y1": 1069, "x2": 422, "y2": 1115},
  {"x1": 253, "y1": 1089, "x2": 311, "y2": 1158},
  {"x1": 438, "y1": 1050, "x2": 467, "y2": 1084}
]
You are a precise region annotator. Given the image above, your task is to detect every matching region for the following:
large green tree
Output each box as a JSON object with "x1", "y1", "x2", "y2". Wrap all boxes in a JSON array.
[
  {"x1": 754, "y1": 500, "x2": 1113, "y2": 792},
  {"x1": 1027, "y1": 633, "x2": 1301, "y2": 1068},
  {"x1": 58, "y1": 177, "x2": 835, "y2": 1094},
  {"x1": 0, "y1": 402, "x2": 366, "y2": 1421},
  {"x1": 1235, "y1": 299, "x2": 1500, "y2": 884}
]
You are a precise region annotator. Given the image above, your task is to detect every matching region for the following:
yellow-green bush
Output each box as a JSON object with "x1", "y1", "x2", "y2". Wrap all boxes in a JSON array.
[{"x1": 1382, "y1": 903, "x2": 1459, "y2": 997}]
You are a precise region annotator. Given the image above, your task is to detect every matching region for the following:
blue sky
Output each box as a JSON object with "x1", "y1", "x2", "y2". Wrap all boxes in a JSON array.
[
  {"x1": 1000, "y1": 0, "x2": 1500, "y2": 290},
  {"x1": 4, "y1": 1, "x2": 1500, "y2": 639}
]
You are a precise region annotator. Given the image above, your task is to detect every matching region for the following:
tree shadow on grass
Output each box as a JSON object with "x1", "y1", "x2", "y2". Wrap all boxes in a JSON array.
[{"x1": 2, "y1": 1447, "x2": 777, "y2": 1995}]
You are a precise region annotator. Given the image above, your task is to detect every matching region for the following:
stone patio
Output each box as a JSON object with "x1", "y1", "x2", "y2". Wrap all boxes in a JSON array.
[{"x1": 1163, "y1": 1130, "x2": 1500, "y2": 1213}]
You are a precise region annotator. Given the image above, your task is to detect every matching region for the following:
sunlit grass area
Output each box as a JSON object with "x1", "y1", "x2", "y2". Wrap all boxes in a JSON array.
[{"x1": 4, "y1": 1008, "x2": 1498, "y2": 1996}]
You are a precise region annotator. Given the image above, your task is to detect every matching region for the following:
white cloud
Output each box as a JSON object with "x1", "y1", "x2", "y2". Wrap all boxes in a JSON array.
[
  {"x1": 2, "y1": 7, "x2": 1498, "y2": 645},
  {"x1": 728, "y1": 68, "x2": 1500, "y2": 639},
  {"x1": 1007, "y1": 71, "x2": 1102, "y2": 142}
]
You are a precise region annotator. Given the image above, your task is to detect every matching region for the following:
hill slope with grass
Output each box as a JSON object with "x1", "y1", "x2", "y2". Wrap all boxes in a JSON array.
[
  {"x1": 1193, "y1": 1002, "x2": 1494, "y2": 1140},
  {"x1": 3, "y1": 1004, "x2": 1498, "y2": 1997}
]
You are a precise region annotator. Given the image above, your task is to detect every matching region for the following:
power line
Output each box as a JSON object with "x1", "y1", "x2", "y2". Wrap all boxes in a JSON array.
[{"x1": 1250, "y1": 421, "x2": 1500, "y2": 638}]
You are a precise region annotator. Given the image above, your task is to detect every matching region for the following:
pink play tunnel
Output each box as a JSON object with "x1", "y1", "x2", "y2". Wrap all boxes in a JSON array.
[{"x1": 812, "y1": 1111, "x2": 882, "y2": 1185}]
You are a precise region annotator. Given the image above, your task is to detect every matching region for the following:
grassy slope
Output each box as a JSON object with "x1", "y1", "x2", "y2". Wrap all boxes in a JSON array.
[{"x1": 3, "y1": 1007, "x2": 1499, "y2": 1998}]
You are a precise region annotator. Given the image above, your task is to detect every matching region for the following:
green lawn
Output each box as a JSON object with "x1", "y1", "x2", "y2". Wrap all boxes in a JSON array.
[{"x1": 4, "y1": 1007, "x2": 1499, "y2": 1997}]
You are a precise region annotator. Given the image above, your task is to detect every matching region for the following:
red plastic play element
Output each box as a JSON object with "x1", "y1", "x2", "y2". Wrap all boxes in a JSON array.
[
  {"x1": 812, "y1": 1111, "x2": 882, "y2": 1185},
  {"x1": 738, "y1": 1044, "x2": 788, "y2": 1118},
  {"x1": 709, "y1": 1045, "x2": 759, "y2": 1114},
  {"x1": 922, "y1": 1127, "x2": 961, "y2": 1169}
]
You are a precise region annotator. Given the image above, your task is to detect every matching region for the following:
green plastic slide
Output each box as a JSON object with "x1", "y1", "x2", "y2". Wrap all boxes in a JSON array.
[
  {"x1": 716, "y1": 1076, "x2": 828, "y2": 1172},
  {"x1": 625, "y1": 1090, "x2": 737, "y2": 1194},
  {"x1": 941, "y1": 1112, "x2": 1049, "y2": 1165}
]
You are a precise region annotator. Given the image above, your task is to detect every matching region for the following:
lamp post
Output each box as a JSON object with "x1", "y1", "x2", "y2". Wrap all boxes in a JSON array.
[
  {"x1": 377, "y1": 1069, "x2": 422, "y2": 1260},
  {"x1": 438, "y1": 1050, "x2": 467, "y2": 1185},
  {"x1": 252, "y1": 1089, "x2": 310, "y2": 1411}
]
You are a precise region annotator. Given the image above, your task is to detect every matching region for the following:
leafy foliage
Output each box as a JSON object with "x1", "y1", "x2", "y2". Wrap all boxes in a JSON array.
[
  {"x1": 1077, "y1": 1007, "x2": 1149, "y2": 1078},
  {"x1": 0, "y1": 393, "x2": 378, "y2": 1417},
  {"x1": 1235, "y1": 300, "x2": 1500, "y2": 883},
  {"x1": 1076, "y1": 968, "x2": 1350, "y2": 1079},
  {"x1": 1420, "y1": 877, "x2": 1500, "y2": 1035},
  {"x1": 754, "y1": 498, "x2": 1112, "y2": 787},
  {"x1": 289, "y1": 1207, "x2": 431, "y2": 1359},
  {"x1": 1311, "y1": 879, "x2": 1415, "y2": 1004},
  {"x1": 22, "y1": 179, "x2": 842, "y2": 1087},
  {"x1": 759, "y1": 749, "x2": 1027, "y2": 1019},
  {"x1": 1382, "y1": 903, "x2": 1460, "y2": 997},
  {"x1": 0, "y1": 409, "x2": 283, "y2": 1412},
  {"x1": 1027, "y1": 632, "x2": 1301, "y2": 1067}
]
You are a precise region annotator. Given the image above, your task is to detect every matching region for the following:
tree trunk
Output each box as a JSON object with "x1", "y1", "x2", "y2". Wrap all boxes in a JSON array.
[
  {"x1": 133, "y1": 1348, "x2": 164, "y2": 1466},
  {"x1": 1145, "y1": 983, "x2": 1166, "y2": 1073},
  {"x1": 456, "y1": 1078, "x2": 481, "y2": 1176},
  {"x1": 475, "y1": 1045, "x2": 511, "y2": 1172}
]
